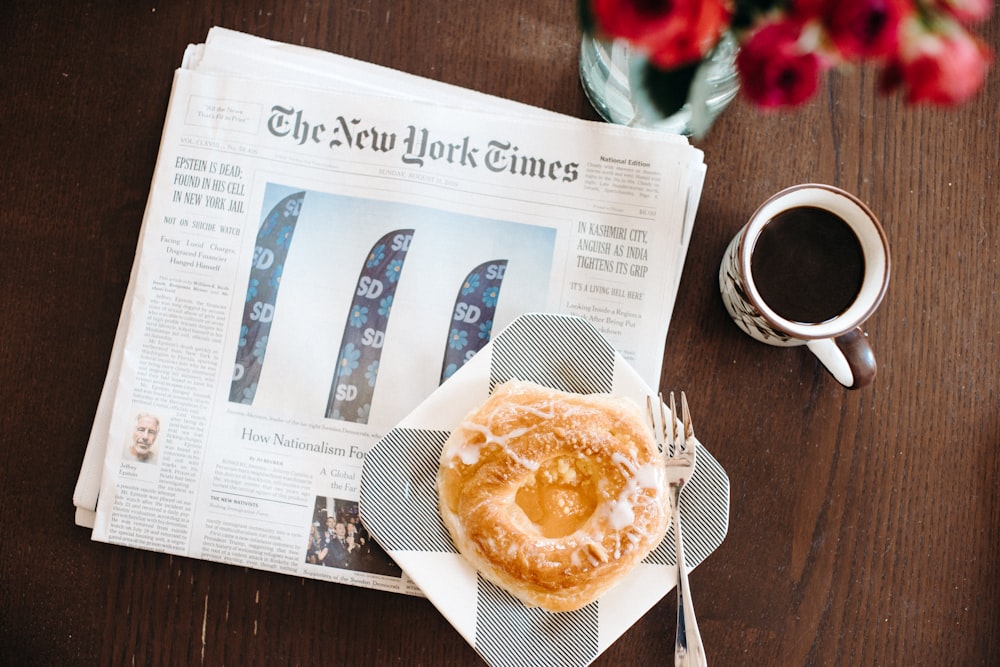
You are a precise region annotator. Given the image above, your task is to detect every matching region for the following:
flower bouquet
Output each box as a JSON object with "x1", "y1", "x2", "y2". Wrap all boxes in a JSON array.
[{"x1": 579, "y1": 0, "x2": 993, "y2": 134}]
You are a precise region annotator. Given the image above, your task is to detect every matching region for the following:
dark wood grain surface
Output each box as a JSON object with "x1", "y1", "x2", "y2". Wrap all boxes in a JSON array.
[{"x1": 2, "y1": 2, "x2": 998, "y2": 665}]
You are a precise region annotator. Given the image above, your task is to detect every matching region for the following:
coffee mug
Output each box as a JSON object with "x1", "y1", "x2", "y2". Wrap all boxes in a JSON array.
[{"x1": 719, "y1": 184, "x2": 890, "y2": 389}]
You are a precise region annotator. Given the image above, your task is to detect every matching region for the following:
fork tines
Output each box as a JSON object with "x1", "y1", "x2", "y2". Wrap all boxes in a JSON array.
[
  {"x1": 646, "y1": 390, "x2": 693, "y2": 458},
  {"x1": 679, "y1": 391, "x2": 693, "y2": 444}
]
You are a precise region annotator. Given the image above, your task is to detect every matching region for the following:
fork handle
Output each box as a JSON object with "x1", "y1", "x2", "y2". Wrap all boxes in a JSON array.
[{"x1": 674, "y1": 504, "x2": 708, "y2": 667}]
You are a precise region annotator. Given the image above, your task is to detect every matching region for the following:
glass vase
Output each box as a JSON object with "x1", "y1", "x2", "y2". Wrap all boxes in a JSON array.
[{"x1": 579, "y1": 31, "x2": 739, "y2": 139}]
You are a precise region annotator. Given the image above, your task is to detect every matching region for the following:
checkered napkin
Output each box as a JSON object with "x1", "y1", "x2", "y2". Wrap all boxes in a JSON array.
[{"x1": 360, "y1": 313, "x2": 730, "y2": 667}]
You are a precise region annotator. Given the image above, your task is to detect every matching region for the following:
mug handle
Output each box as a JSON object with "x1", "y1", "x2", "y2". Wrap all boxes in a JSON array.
[{"x1": 805, "y1": 328, "x2": 877, "y2": 389}]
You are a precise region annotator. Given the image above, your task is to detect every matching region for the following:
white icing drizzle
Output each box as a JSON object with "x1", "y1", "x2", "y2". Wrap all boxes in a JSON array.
[
  {"x1": 518, "y1": 401, "x2": 557, "y2": 420},
  {"x1": 450, "y1": 399, "x2": 560, "y2": 470},
  {"x1": 605, "y1": 452, "x2": 663, "y2": 528},
  {"x1": 560, "y1": 452, "x2": 666, "y2": 567},
  {"x1": 457, "y1": 422, "x2": 539, "y2": 469}
]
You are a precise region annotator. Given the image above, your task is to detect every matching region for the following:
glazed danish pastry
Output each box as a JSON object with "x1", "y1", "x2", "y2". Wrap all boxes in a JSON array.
[{"x1": 436, "y1": 379, "x2": 671, "y2": 612}]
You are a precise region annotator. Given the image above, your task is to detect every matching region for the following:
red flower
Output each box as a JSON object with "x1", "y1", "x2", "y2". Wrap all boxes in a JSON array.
[
  {"x1": 880, "y1": 18, "x2": 992, "y2": 105},
  {"x1": 822, "y1": 0, "x2": 910, "y2": 59},
  {"x1": 736, "y1": 20, "x2": 826, "y2": 108},
  {"x1": 787, "y1": 0, "x2": 830, "y2": 21},
  {"x1": 930, "y1": 0, "x2": 993, "y2": 24},
  {"x1": 590, "y1": 0, "x2": 732, "y2": 69}
]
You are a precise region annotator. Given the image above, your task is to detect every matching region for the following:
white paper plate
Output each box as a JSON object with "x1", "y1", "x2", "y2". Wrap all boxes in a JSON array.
[{"x1": 360, "y1": 313, "x2": 730, "y2": 667}]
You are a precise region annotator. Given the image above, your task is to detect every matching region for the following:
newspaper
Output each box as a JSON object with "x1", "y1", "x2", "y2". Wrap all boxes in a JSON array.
[{"x1": 73, "y1": 28, "x2": 706, "y2": 596}]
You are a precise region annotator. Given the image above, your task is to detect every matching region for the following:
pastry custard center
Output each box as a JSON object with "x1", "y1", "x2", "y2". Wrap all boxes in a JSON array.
[{"x1": 514, "y1": 455, "x2": 598, "y2": 538}]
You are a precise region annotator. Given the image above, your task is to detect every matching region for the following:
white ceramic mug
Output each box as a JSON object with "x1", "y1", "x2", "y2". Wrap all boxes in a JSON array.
[{"x1": 719, "y1": 184, "x2": 890, "y2": 389}]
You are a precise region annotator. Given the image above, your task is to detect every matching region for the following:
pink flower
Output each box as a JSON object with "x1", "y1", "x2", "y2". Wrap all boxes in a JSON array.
[
  {"x1": 880, "y1": 18, "x2": 992, "y2": 105},
  {"x1": 736, "y1": 20, "x2": 826, "y2": 108},
  {"x1": 822, "y1": 0, "x2": 910, "y2": 59},
  {"x1": 589, "y1": 0, "x2": 732, "y2": 69},
  {"x1": 930, "y1": 0, "x2": 993, "y2": 24}
]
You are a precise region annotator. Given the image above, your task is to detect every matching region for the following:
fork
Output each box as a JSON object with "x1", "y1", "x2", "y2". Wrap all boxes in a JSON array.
[{"x1": 648, "y1": 391, "x2": 707, "y2": 667}]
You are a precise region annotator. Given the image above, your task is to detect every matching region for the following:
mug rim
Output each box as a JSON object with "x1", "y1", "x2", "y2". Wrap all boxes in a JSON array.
[{"x1": 738, "y1": 183, "x2": 891, "y2": 340}]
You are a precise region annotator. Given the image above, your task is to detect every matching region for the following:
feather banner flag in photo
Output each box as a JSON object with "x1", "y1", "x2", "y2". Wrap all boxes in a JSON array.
[
  {"x1": 440, "y1": 259, "x2": 507, "y2": 384},
  {"x1": 326, "y1": 229, "x2": 416, "y2": 423},
  {"x1": 230, "y1": 191, "x2": 305, "y2": 404}
]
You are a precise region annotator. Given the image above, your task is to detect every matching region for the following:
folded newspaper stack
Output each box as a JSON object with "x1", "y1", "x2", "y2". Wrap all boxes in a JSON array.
[{"x1": 73, "y1": 28, "x2": 707, "y2": 598}]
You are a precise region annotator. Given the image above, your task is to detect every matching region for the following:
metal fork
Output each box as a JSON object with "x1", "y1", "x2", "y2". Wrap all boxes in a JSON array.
[{"x1": 648, "y1": 391, "x2": 707, "y2": 667}]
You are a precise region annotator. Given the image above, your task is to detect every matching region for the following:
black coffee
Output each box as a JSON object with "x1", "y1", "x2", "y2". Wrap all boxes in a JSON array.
[{"x1": 750, "y1": 206, "x2": 864, "y2": 323}]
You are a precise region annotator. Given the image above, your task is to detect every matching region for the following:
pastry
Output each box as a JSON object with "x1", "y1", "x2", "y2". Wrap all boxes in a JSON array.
[{"x1": 436, "y1": 379, "x2": 671, "y2": 612}]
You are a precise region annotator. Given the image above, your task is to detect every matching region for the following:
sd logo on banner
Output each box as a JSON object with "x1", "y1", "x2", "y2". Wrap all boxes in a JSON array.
[
  {"x1": 440, "y1": 260, "x2": 507, "y2": 383},
  {"x1": 230, "y1": 191, "x2": 305, "y2": 404},
  {"x1": 325, "y1": 229, "x2": 416, "y2": 423}
]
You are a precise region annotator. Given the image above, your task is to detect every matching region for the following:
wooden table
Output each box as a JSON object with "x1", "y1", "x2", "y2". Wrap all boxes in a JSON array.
[{"x1": 2, "y1": 2, "x2": 998, "y2": 664}]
